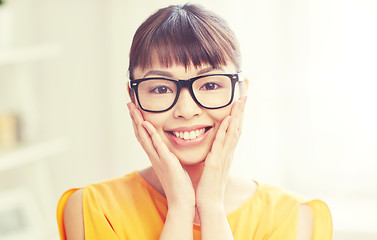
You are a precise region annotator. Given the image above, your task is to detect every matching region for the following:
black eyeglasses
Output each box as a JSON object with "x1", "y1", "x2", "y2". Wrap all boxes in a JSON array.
[{"x1": 129, "y1": 73, "x2": 242, "y2": 113}]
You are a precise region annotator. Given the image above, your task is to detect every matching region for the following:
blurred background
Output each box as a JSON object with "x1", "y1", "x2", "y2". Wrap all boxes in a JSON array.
[{"x1": 0, "y1": 0, "x2": 376, "y2": 239}]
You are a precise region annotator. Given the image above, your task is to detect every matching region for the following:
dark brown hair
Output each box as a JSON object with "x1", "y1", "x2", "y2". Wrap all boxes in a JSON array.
[{"x1": 128, "y1": 4, "x2": 241, "y2": 80}]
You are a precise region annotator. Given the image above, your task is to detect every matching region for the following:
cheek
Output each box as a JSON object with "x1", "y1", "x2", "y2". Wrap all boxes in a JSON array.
[
  {"x1": 207, "y1": 105, "x2": 232, "y2": 124},
  {"x1": 140, "y1": 111, "x2": 168, "y2": 131}
]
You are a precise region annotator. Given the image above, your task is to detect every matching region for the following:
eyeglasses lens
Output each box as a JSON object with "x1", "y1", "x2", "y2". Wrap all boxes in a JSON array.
[
  {"x1": 192, "y1": 75, "x2": 232, "y2": 108},
  {"x1": 138, "y1": 79, "x2": 177, "y2": 111},
  {"x1": 137, "y1": 75, "x2": 232, "y2": 112}
]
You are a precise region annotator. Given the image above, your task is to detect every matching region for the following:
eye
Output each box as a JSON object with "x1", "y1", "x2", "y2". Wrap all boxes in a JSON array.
[
  {"x1": 150, "y1": 86, "x2": 173, "y2": 94},
  {"x1": 200, "y1": 82, "x2": 222, "y2": 91}
]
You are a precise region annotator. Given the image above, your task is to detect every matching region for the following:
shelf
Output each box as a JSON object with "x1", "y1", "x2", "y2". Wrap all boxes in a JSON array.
[
  {"x1": 0, "y1": 44, "x2": 61, "y2": 65},
  {"x1": 0, "y1": 138, "x2": 68, "y2": 172}
]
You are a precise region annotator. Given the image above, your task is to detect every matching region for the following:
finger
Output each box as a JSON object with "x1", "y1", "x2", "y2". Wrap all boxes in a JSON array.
[
  {"x1": 229, "y1": 100, "x2": 242, "y2": 129},
  {"x1": 238, "y1": 96, "x2": 247, "y2": 130},
  {"x1": 128, "y1": 103, "x2": 142, "y2": 141},
  {"x1": 242, "y1": 96, "x2": 248, "y2": 105},
  {"x1": 225, "y1": 100, "x2": 243, "y2": 149},
  {"x1": 128, "y1": 102, "x2": 149, "y2": 134},
  {"x1": 129, "y1": 103, "x2": 145, "y2": 126},
  {"x1": 209, "y1": 116, "x2": 232, "y2": 157},
  {"x1": 230, "y1": 99, "x2": 241, "y2": 116},
  {"x1": 136, "y1": 122, "x2": 160, "y2": 160},
  {"x1": 130, "y1": 111, "x2": 141, "y2": 141},
  {"x1": 138, "y1": 129, "x2": 161, "y2": 164},
  {"x1": 142, "y1": 121, "x2": 177, "y2": 163},
  {"x1": 228, "y1": 100, "x2": 242, "y2": 135},
  {"x1": 129, "y1": 103, "x2": 151, "y2": 140},
  {"x1": 204, "y1": 116, "x2": 231, "y2": 170},
  {"x1": 220, "y1": 102, "x2": 243, "y2": 170},
  {"x1": 128, "y1": 103, "x2": 160, "y2": 161},
  {"x1": 230, "y1": 96, "x2": 246, "y2": 116}
]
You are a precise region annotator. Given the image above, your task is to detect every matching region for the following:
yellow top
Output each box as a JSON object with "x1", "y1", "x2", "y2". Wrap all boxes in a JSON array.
[{"x1": 57, "y1": 171, "x2": 332, "y2": 240}]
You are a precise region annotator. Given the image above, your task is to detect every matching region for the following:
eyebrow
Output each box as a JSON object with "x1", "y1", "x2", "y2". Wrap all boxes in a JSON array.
[
  {"x1": 197, "y1": 66, "x2": 224, "y2": 75},
  {"x1": 143, "y1": 70, "x2": 174, "y2": 78},
  {"x1": 143, "y1": 66, "x2": 225, "y2": 79}
]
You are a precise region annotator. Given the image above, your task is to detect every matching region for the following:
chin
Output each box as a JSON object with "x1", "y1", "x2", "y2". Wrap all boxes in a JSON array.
[
  {"x1": 179, "y1": 158, "x2": 205, "y2": 166},
  {"x1": 173, "y1": 149, "x2": 208, "y2": 166}
]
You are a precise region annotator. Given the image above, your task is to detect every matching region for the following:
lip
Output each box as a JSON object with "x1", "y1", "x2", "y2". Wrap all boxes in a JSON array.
[
  {"x1": 165, "y1": 125, "x2": 213, "y2": 147},
  {"x1": 165, "y1": 125, "x2": 210, "y2": 132}
]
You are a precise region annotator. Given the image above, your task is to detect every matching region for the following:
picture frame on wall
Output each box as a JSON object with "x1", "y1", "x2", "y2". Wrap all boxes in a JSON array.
[{"x1": 0, "y1": 188, "x2": 44, "y2": 240}]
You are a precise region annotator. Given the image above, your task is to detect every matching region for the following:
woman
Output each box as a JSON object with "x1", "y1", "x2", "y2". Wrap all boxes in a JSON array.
[{"x1": 57, "y1": 4, "x2": 332, "y2": 240}]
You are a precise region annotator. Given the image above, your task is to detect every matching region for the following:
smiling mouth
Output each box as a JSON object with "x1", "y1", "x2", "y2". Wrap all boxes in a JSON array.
[{"x1": 166, "y1": 127, "x2": 212, "y2": 140}]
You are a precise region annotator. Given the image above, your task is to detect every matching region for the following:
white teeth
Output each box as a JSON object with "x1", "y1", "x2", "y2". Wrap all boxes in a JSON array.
[
  {"x1": 184, "y1": 132, "x2": 190, "y2": 140},
  {"x1": 189, "y1": 131, "x2": 196, "y2": 139},
  {"x1": 172, "y1": 128, "x2": 207, "y2": 140}
]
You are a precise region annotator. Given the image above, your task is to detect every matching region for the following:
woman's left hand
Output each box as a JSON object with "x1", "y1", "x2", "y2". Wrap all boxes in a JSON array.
[{"x1": 196, "y1": 96, "x2": 247, "y2": 211}]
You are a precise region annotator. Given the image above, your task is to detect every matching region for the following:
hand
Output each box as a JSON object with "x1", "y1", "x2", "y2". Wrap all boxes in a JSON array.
[
  {"x1": 127, "y1": 102, "x2": 196, "y2": 211},
  {"x1": 195, "y1": 96, "x2": 247, "y2": 211}
]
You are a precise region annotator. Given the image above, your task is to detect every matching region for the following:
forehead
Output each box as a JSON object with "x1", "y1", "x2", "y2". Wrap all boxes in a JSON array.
[{"x1": 133, "y1": 60, "x2": 237, "y2": 79}]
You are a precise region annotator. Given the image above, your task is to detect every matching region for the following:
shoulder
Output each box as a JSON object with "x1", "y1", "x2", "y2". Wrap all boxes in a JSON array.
[
  {"x1": 258, "y1": 184, "x2": 332, "y2": 239},
  {"x1": 67, "y1": 171, "x2": 146, "y2": 214},
  {"x1": 297, "y1": 200, "x2": 333, "y2": 240},
  {"x1": 257, "y1": 184, "x2": 312, "y2": 226},
  {"x1": 64, "y1": 189, "x2": 84, "y2": 240},
  {"x1": 84, "y1": 171, "x2": 141, "y2": 200},
  {"x1": 257, "y1": 183, "x2": 305, "y2": 210},
  {"x1": 297, "y1": 203, "x2": 314, "y2": 240},
  {"x1": 61, "y1": 172, "x2": 138, "y2": 237},
  {"x1": 59, "y1": 172, "x2": 145, "y2": 239}
]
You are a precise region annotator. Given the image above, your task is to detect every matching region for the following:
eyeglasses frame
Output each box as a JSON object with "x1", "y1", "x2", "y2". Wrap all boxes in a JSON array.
[{"x1": 129, "y1": 73, "x2": 242, "y2": 113}]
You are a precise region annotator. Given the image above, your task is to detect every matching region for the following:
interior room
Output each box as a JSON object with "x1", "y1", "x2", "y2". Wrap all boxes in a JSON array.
[{"x1": 0, "y1": 0, "x2": 376, "y2": 239}]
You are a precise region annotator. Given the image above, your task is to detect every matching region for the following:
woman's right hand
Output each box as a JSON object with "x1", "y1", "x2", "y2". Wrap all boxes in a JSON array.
[{"x1": 127, "y1": 102, "x2": 196, "y2": 212}]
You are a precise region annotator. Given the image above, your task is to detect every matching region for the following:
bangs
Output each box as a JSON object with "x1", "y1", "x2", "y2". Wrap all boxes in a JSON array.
[{"x1": 129, "y1": 4, "x2": 240, "y2": 79}]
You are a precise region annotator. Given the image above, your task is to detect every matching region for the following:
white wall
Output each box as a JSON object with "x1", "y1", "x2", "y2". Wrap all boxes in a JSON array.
[
  {"x1": 275, "y1": 1, "x2": 377, "y2": 236},
  {"x1": 33, "y1": 1, "x2": 109, "y2": 189}
]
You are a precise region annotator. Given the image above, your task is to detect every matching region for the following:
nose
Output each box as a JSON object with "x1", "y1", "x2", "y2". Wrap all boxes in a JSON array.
[{"x1": 173, "y1": 88, "x2": 202, "y2": 119}]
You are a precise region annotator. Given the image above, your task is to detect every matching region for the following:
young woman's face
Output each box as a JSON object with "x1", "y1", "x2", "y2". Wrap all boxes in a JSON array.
[{"x1": 132, "y1": 62, "x2": 240, "y2": 165}]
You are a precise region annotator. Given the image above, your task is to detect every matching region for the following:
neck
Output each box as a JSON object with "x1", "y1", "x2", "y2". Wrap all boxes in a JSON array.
[
  {"x1": 181, "y1": 162, "x2": 206, "y2": 225},
  {"x1": 181, "y1": 161, "x2": 205, "y2": 192}
]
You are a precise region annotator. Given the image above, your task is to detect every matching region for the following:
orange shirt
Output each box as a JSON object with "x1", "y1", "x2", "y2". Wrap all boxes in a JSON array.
[{"x1": 57, "y1": 171, "x2": 332, "y2": 239}]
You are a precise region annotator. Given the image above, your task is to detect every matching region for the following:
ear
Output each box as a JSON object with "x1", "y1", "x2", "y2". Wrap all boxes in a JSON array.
[
  {"x1": 238, "y1": 75, "x2": 249, "y2": 97},
  {"x1": 127, "y1": 84, "x2": 136, "y2": 103},
  {"x1": 243, "y1": 76, "x2": 250, "y2": 94}
]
